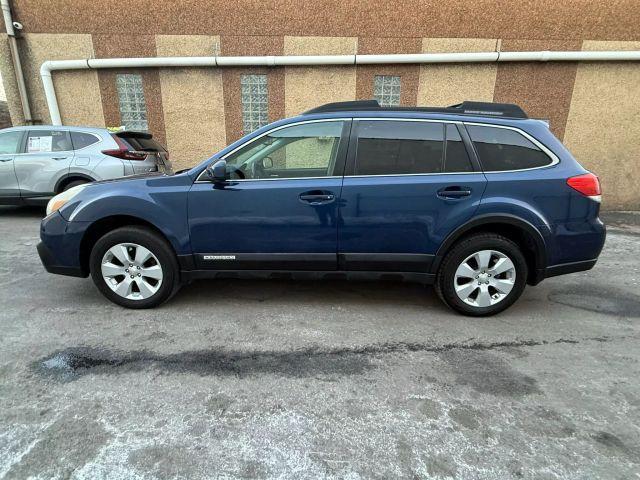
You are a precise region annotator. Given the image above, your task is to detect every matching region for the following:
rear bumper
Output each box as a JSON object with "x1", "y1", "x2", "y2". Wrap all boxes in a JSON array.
[
  {"x1": 546, "y1": 258, "x2": 598, "y2": 278},
  {"x1": 529, "y1": 216, "x2": 605, "y2": 285}
]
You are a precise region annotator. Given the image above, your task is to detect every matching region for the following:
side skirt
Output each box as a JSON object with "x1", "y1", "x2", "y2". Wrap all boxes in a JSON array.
[{"x1": 180, "y1": 269, "x2": 435, "y2": 285}]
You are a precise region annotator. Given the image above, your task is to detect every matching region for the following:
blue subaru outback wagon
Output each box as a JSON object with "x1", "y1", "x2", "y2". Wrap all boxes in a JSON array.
[{"x1": 38, "y1": 100, "x2": 605, "y2": 316}]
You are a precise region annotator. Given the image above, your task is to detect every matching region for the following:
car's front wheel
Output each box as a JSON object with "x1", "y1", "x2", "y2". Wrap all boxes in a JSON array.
[
  {"x1": 436, "y1": 233, "x2": 528, "y2": 316},
  {"x1": 89, "y1": 226, "x2": 180, "y2": 308}
]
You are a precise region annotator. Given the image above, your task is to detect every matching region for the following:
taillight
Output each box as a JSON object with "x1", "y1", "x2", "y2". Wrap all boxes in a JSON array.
[
  {"x1": 567, "y1": 173, "x2": 601, "y2": 202},
  {"x1": 102, "y1": 134, "x2": 148, "y2": 161}
]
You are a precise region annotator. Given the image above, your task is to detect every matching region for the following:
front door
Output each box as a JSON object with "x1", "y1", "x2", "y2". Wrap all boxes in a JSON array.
[
  {"x1": 338, "y1": 119, "x2": 487, "y2": 273},
  {"x1": 188, "y1": 119, "x2": 350, "y2": 271},
  {"x1": 14, "y1": 129, "x2": 74, "y2": 198},
  {"x1": 0, "y1": 130, "x2": 23, "y2": 201}
]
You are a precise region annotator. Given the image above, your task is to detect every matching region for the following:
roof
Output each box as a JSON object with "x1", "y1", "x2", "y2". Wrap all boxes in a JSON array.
[
  {"x1": 0, "y1": 125, "x2": 153, "y2": 136},
  {"x1": 303, "y1": 100, "x2": 528, "y2": 120}
]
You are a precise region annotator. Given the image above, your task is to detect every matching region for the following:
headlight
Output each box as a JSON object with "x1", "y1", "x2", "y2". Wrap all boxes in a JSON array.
[{"x1": 46, "y1": 184, "x2": 89, "y2": 216}]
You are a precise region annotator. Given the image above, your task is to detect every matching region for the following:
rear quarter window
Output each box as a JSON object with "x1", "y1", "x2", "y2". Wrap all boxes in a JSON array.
[
  {"x1": 70, "y1": 132, "x2": 100, "y2": 150},
  {"x1": 467, "y1": 125, "x2": 553, "y2": 171}
]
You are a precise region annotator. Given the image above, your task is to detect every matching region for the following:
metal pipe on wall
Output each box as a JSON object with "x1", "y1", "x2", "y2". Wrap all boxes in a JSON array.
[
  {"x1": 1, "y1": 0, "x2": 32, "y2": 124},
  {"x1": 40, "y1": 49, "x2": 640, "y2": 126}
]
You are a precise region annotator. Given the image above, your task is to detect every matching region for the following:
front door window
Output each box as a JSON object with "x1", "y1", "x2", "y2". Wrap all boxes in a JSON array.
[
  {"x1": 0, "y1": 131, "x2": 22, "y2": 154},
  {"x1": 224, "y1": 121, "x2": 346, "y2": 180}
]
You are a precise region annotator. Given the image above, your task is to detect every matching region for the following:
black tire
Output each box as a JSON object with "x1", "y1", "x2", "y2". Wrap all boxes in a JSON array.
[
  {"x1": 89, "y1": 226, "x2": 180, "y2": 309},
  {"x1": 435, "y1": 233, "x2": 528, "y2": 317},
  {"x1": 62, "y1": 179, "x2": 89, "y2": 191}
]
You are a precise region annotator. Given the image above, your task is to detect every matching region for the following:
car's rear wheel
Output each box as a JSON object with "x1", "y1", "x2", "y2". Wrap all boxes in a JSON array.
[
  {"x1": 89, "y1": 226, "x2": 180, "y2": 308},
  {"x1": 436, "y1": 233, "x2": 528, "y2": 316},
  {"x1": 62, "y1": 179, "x2": 89, "y2": 191}
]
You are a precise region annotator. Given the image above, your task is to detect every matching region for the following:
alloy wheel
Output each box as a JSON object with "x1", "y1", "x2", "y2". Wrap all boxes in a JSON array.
[
  {"x1": 453, "y1": 249, "x2": 516, "y2": 308},
  {"x1": 100, "y1": 243, "x2": 163, "y2": 300}
]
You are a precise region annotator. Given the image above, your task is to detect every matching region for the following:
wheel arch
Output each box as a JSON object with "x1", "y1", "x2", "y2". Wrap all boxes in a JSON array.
[
  {"x1": 79, "y1": 215, "x2": 179, "y2": 275},
  {"x1": 54, "y1": 173, "x2": 96, "y2": 193},
  {"x1": 432, "y1": 214, "x2": 548, "y2": 284}
]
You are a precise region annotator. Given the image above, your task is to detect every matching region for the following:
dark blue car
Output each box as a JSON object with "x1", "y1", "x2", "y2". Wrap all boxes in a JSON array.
[{"x1": 37, "y1": 100, "x2": 605, "y2": 316}]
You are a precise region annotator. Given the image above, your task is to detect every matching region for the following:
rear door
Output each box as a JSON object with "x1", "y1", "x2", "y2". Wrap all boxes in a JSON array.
[
  {"x1": 14, "y1": 129, "x2": 74, "y2": 198},
  {"x1": 337, "y1": 119, "x2": 486, "y2": 273},
  {"x1": 0, "y1": 130, "x2": 23, "y2": 201}
]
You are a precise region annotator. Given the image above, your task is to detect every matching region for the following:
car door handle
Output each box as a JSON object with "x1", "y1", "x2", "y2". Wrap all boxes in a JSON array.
[
  {"x1": 52, "y1": 156, "x2": 68, "y2": 160},
  {"x1": 299, "y1": 192, "x2": 336, "y2": 205},
  {"x1": 0, "y1": 157, "x2": 11, "y2": 162},
  {"x1": 437, "y1": 187, "x2": 472, "y2": 199}
]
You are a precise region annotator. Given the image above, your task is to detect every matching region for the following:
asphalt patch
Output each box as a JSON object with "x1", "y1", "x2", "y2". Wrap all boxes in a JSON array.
[
  {"x1": 36, "y1": 338, "x2": 584, "y2": 382},
  {"x1": 548, "y1": 284, "x2": 640, "y2": 317},
  {"x1": 591, "y1": 431, "x2": 640, "y2": 463},
  {"x1": 440, "y1": 349, "x2": 541, "y2": 397}
]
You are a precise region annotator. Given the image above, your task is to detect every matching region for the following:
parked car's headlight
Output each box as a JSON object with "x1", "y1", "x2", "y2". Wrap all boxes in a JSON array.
[{"x1": 46, "y1": 184, "x2": 88, "y2": 216}]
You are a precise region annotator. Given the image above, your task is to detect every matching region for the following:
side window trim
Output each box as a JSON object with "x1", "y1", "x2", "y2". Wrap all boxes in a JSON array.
[
  {"x1": 195, "y1": 118, "x2": 351, "y2": 182},
  {"x1": 462, "y1": 122, "x2": 559, "y2": 173},
  {"x1": 455, "y1": 123, "x2": 482, "y2": 172},
  {"x1": 18, "y1": 130, "x2": 28, "y2": 154},
  {"x1": 344, "y1": 118, "x2": 360, "y2": 177},
  {"x1": 330, "y1": 119, "x2": 352, "y2": 177}
]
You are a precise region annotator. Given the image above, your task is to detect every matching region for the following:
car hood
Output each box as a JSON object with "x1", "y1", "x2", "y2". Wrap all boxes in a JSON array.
[{"x1": 93, "y1": 172, "x2": 166, "y2": 185}]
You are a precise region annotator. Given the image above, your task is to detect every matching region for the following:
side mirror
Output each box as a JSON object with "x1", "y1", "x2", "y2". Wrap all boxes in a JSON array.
[
  {"x1": 206, "y1": 159, "x2": 227, "y2": 182},
  {"x1": 262, "y1": 156, "x2": 273, "y2": 169}
]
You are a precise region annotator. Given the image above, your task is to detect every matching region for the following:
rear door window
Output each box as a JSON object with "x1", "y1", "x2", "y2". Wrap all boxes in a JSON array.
[
  {"x1": 353, "y1": 120, "x2": 444, "y2": 175},
  {"x1": 70, "y1": 132, "x2": 100, "y2": 150},
  {"x1": 467, "y1": 125, "x2": 552, "y2": 171},
  {"x1": 25, "y1": 130, "x2": 72, "y2": 153}
]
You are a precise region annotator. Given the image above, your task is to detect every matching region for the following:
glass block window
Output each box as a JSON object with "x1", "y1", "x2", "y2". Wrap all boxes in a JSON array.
[
  {"x1": 373, "y1": 75, "x2": 401, "y2": 107},
  {"x1": 115, "y1": 74, "x2": 149, "y2": 131},
  {"x1": 241, "y1": 74, "x2": 268, "y2": 134}
]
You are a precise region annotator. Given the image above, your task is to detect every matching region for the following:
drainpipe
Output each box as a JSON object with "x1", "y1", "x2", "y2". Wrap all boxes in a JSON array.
[
  {"x1": 1, "y1": 0, "x2": 32, "y2": 124},
  {"x1": 40, "y1": 50, "x2": 640, "y2": 126}
]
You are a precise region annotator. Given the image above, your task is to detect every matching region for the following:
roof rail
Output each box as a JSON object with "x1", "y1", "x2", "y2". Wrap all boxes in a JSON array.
[
  {"x1": 448, "y1": 101, "x2": 527, "y2": 119},
  {"x1": 303, "y1": 100, "x2": 528, "y2": 119},
  {"x1": 304, "y1": 100, "x2": 381, "y2": 114}
]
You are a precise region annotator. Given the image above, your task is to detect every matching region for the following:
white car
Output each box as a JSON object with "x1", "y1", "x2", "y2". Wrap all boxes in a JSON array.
[{"x1": 0, "y1": 126, "x2": 171, "y2": 205}]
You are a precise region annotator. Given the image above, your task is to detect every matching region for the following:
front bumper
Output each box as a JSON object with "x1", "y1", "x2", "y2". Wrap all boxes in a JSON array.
[
  {"x1": 37, "y1": 211, "x2": 88, "y2": 278},
  {"x1": 37, "y1": 241, "x2": 84, "y2": 277}
]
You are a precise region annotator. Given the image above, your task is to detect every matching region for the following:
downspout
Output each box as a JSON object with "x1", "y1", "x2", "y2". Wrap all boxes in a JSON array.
[
  {"x1": 1, "y1": 0, "x2": 31, "y2": 124},
  {"x1": 40, "y1": 50, "x2": 640, "y2": 126}
]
